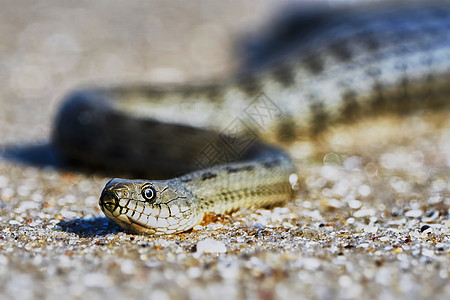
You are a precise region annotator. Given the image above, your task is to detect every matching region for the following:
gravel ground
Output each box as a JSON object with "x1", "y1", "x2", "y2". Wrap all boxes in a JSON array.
[{"x1": 0, "y1": 1, "x2": 449, "y2": 299}]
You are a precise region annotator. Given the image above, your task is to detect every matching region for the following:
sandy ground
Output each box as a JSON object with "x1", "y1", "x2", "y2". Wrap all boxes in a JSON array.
[{"x1": 0, "y1": 1, "x2": 449, "y2": 299}]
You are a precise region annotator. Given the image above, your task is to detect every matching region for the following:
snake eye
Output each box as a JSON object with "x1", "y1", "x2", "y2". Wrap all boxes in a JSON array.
[{"x1": 141, "y1": 185, "x2": 157, "y2": 202}]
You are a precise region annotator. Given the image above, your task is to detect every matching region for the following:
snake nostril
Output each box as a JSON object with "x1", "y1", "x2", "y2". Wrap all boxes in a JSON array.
[{"x1": 99, "y1": 189, "x2": 119, "y2": 212}]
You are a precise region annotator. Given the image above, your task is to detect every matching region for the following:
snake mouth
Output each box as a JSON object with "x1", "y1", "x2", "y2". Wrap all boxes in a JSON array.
[{"x1": 99, "y1": 189, "x2": 119, "y2": 213}]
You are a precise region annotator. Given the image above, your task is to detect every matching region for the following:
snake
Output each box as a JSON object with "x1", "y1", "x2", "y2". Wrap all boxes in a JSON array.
[{"x1": 52, "y1": 1, "x2": 450, "y2": 234}]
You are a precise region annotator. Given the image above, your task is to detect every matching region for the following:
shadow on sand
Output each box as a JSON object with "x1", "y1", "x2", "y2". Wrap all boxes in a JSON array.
[
  {"x1": 1, "y1": 141, "x2": 74, "y2": 171},
  {"x1": 56, "y1": 217, "x2": 125, "y2": 237}
]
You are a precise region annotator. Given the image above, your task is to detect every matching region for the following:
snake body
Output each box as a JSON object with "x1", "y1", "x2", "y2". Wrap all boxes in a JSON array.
[{"x1": 53, "y1": 2, "x2": 450, "y2": 234}]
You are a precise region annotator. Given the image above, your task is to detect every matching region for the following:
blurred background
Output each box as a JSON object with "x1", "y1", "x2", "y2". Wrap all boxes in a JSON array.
[
  {"x1": 0, "y1": 0, "x2": 288, "y2": 146},
  {"x1": 0, "y1": 0, "x2": 384, "y2": 147}
]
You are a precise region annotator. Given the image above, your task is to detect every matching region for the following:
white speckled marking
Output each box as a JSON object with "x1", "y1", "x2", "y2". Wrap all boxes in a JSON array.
[
  {"x1": 159, "y1": 205, "x2": 170, "y2": 218},
  {"x1": 138, "y1": 214, "x2": 148, "y2": 224},
  {"x1": 151, "y1": 206, "x2": 160, "y2": 216},
  {"x1": 127, "y1": 201, "x2": 136, "y2": 211},
  {"x1": 143, "y1": 205, "x2": 152, "y2": 215},
  {"x1": 167, "y1": 217, "x2": 178, "y2": 226},
  {"x1": 170, "y1": 205, "x2": 180, "y2": 216},
  {"x1": 157, "y1": 218, "x2": 168, "y2": 227},
  {"x1": 136, "y1": 203, "x2": 144, "y2": 214},
  {"x1": 147, "y1": 216, "x2": 157, "y2": 227},
  {"x1": 119, "y1": 199, "x2": 128, "y2": 208}
]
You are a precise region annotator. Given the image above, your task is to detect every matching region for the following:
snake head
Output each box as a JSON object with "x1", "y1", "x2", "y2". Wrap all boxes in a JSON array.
[{"x1": 99, "y1": 178, "x2": 203, "y2": 234}]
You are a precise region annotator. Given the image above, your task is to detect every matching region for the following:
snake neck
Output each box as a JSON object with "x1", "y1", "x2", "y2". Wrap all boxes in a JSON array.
[{"x1": 178, "y1": 152, "x2": 298, "y2": 215}]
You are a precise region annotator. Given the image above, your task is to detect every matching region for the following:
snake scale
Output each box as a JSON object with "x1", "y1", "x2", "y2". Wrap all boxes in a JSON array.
[{"x1": 53, "y1": 1, "x2": 450, "y2": 234}]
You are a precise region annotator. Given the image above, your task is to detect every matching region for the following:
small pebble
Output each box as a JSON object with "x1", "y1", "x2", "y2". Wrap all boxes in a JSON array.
[
  {"x1": 196, "y1": 238, "x2": 227, "y2": 254},
  {"x1": 353, "y1": 208, "x2": 376, "y2": 218},
  {"x1": 348, "y1": 199, "x2": 362, "y2": 209},
  {"x1": 420, "y1": 225, "x2": 431, "y2": 232},
  {"x1": 405, "y1": 210, "x2": 423, "y2": 218},
  {"x1": 422, "y1": 211, "x2": 439, "y2": 222},
  {"x1": 435, "y1": 243, "x2": 445, "y2": 251}
]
